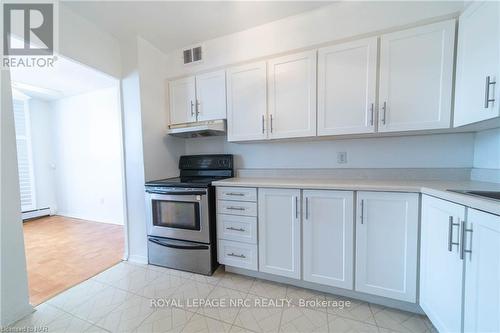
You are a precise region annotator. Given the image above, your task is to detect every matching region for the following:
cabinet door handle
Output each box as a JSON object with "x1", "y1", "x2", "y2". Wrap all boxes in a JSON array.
[
  {"x1": 270, "y1": 114, "x2": 274, "y2": 133},
  {"x1": 196, "y1": 100, "x2": 201, "y2": 116},
  {"x1": 190, "y1": 100, "x2": 195, "y2": 117},
  {"x1": 228, "y1": 253, "x2": 246, "y2": 259},
  {"x1": 380, "y1": 102, "x2": 387, "y2": 125},
  {"x1": 484, "y1": 76, "x2": 496, "y2": 108},
  {"x1": 226, "y1": 192, "x2": 245, "y2": 196},
  {"x1": 305, "y1": 197, "x2": 309, "y2": 220},
  {"x1": 370, "y1": 103, "x2": 374, "y2": 126},
  {"x1": 227, "y1": 206, "x2": 245, "y2": 211},
  {"x1": 226, "y1": 227, "x2": 245, "y2": 232},
  {"x1": 261, "y1": 115, "x2": 265, "y2": 134},
  {"x1": 460, "y1": 221, "x2": 473, "y2": 260},
  {"x1": 360, "y1": 199, "x2": 364, "y2": 224},
  {"x1": 448, "y1": 216, "x2": 460, "y2": 252},
  {"x1": 295, "y1": 196, "x2": 298, "y2": 219}
]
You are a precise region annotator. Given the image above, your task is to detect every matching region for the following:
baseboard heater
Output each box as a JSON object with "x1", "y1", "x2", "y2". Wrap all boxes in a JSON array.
[{"x1": 22, "y1": 207, "x2": 51, "y2": 221}]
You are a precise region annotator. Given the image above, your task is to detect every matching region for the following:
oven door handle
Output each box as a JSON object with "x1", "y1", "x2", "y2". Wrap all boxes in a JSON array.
[
  {"x1": 148, "y1": 237, "x2": 209, "y2": 250},
  {"x1": 146, "y1": 190, "x2": 207, "y2": 196}
]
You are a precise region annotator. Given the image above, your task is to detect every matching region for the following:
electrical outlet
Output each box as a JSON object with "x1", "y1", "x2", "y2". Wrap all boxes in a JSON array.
[{"x1": 337, "y1": 152, "x2": 348, "y2": 164}]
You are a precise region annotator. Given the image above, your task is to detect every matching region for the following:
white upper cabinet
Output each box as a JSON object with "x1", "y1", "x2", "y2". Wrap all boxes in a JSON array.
[
  {"x1": 169, "y1": 76, "x2": 196, "y2": 125},
  {"x1": 355, "y1": 191, "x2": 419, "y2": 302},
  {"x1": 258, "y1": 188, "x2": 301, "y2": 279},
  {"x1": 195, "y1": 70, "x2": 227, "y2": 122},
  {"x1": 464, "y1": 209, "x2": 500, "y2": 333},
  {"x1": 420, "y1": 195, "x2": 465, "y2": 333},
  {"x1": 302, "y1": 190, "x2": 354, "y2": 289},
  {"x1": 454, "y1": 2, "x2": 500, "y2": 127},
  {"x1": 378, "y1": 20, "x2": 455, "y2": 132},
  {"x1": 227, "y1": 61, "x2": 268, "y2": 142},
  {"x1": 318, "y1": 38, "x2": 378, "y2": 135},
  {"x1": 268, "y1": 50, "x2": 317, "y2": 139}
]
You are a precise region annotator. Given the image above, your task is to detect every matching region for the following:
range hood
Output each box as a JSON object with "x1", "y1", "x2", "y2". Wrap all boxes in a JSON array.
[{"x1": 168, "y1": 120, "x2": 226, "y2": 138}]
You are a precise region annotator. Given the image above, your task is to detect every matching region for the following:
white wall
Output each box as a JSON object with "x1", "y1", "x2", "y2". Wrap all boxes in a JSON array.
[
  {"x1": 28, "y1": 99, "x2": 57, "y2": 213},
  {"x1": 59, "y1": 4, "x2": 122, "y2": 78},
  {"x1": 50, "y1": 87, "x2": 125, "y2": 225},
  {"x1": 0, "y1": 70, "x2": 33, "y2": 326},
  {"x1": 472, "y1": 128, "x2": 500, "y2": 183},
  {"x1": 165, "y1": 1, "x2": 464, "y2": 78},
  {"x1": 137, "y1": 38, "x2": 184, "y2": 182},
  {"x1": 185, "y1": 133, "x2": 475, "y2": 170}
]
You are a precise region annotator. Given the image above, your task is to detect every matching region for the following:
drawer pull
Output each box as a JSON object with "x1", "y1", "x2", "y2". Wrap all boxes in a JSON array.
[
  {"x1": 227, "y1": 206, "x2": 245, "y2": 211},
  {"x1": 226, "y1": 192, "x2": 245, "y2": 196},
  {"x1": 226, "y1": 227, "x2": 246, "y2": 232},
  {"x1": 228, "y1": 252, "x2": 246, "y2": 259}
]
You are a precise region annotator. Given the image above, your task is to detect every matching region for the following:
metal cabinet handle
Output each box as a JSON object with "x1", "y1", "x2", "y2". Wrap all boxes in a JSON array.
[
  {"x1": 196, "y1": 99, "x2": 200, "y2": 115},
  {"x1": 484, "y1": 76, "x2": 496, "y2": 108},
  {"x1": 305, "y1": 197, "x2": 309, "y2": 220},
  {"x1": 190, "y1": 100, "x2": 195, "y2": 117},
  {"x1": 295, "y1": 196, "x2": 298, "y2": 219},
  {"x1": 460, "y1": 221, "x2": 473, "y2": 260},
  {"x1": 226, "y1": 192, "x2": 245, "y2": 196},
  {"x1": 360, "y1": 199, "x2": 364, "y2": 224},
  {"x1": 228, "y1": 253, "x2": 246, "y2": 259},
  {"x1": 261, "y1": 115, "x2": 265, "y2": 134},
  {"x1": 226, "y1": 227, "x2": 245, "y2": 232},
  {"x1": 270, "y1": 114, "x2": 274, "y2": 133},
  {"x1": 380, "y1": 102, "x2": 387, "y2": 125},
  {"x1": 227, "y1": 206, "x2": 245, "y2": 211},
  {"x1": 448, "y1": 216, "x2": 460, "y2": 252},
  {"x1": 370, "y1": 103, "x2": 374, "y2": 126}
]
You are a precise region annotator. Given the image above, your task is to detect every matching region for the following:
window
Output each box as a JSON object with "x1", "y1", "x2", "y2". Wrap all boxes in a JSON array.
[{"x1": 12, "y1": 95, "x2": 36, "y2": 212}]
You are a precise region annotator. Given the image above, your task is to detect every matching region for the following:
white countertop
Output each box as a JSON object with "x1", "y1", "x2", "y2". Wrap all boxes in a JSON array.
[{"x1": 213, "y1": 177, "x2": 500, "y2": 216}]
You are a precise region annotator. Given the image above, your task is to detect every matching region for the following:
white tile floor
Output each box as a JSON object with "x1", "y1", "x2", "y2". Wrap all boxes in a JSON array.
[{"x1": 9, "y1": 261, "x2": 437, "y2": 333}]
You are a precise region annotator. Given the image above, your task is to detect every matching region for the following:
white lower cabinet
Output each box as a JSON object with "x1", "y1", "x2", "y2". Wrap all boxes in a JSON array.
[
  {"x1": 218, "y1": 240, "x2": 258, "y2": 271},
  {"x1": 464, "y1": 209, "x2": 500, "y2": 333},
  {"x1": 302, "y1": 190, "x2": 354, "y2": 289},
  {"x1": 258, "y1": 188, "x2": 301, "y2": 279},
  {"x1": 355, "y1": 191, "x2": 419, "y2": 302},
  {"x1": 420, "y1": 195, "x2": 465, "y2": 333}
]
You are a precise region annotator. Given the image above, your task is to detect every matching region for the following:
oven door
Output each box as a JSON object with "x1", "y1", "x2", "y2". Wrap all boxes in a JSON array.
[{"x1": 145, "y1": 189, "x2": 210, "y2": 243}]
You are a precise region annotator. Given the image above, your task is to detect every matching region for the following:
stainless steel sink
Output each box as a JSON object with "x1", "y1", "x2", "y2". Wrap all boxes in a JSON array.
[{"x1": 448, "y1": 190, "x2": 500, "y2": 201}]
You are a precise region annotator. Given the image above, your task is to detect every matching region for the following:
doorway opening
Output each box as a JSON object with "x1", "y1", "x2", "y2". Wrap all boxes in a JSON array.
[{"x1": 10, "y1": 56, "x2": 127, "y2": 306}]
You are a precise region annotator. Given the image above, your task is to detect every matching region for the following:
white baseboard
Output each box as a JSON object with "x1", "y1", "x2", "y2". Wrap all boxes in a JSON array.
[
  {"x1": 225, "y1": 266, "x2": 424, "y2": 314},
  {"x1": 128, "y1": 254, "x2": 148, "y2": 265},
  {"x1": 22, "y1": 208, "x2": 50, "y2": 220}
]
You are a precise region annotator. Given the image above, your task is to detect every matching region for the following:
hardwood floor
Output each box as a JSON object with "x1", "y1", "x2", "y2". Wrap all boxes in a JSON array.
[{"x1": 23, "y1": 215, "x2": 125, "y2": 305}]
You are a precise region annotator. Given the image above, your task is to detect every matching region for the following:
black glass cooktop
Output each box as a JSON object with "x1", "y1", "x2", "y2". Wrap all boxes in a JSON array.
[{"x1": 145, "y1": 176, "x2": 230, "y2": 188}]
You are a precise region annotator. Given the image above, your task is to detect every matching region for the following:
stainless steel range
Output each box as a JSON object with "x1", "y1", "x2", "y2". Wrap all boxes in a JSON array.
[{"x1": 145, "y1": 154, "x2": 233, "y2": 275}]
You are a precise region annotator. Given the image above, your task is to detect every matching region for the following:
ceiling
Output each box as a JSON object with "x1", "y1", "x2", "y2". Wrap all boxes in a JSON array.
[
  {"x1": 10, "y1": 55, "x2": 117, "y2": 101},
  {"x1": 62, "y1": 1, "x2": 332, "y2": 54}
]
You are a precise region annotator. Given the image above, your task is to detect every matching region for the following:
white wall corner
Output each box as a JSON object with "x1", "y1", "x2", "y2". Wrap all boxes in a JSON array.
[{"x1": 1, "y1": 71, "x2": 33, "y2": 326}]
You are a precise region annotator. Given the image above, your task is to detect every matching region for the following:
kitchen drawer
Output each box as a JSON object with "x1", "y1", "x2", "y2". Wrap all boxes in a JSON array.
[
  {"x1": 217, "y1": 187, "x2": 257, "y2": 202},
  {"x1": 218, "y1": 239, "x2": 258, "y2": 271},
  {"x1": 217, "y1": 200, "x2": 257, "y2": 217},
  {"x1": 217, "y1": 214, "x2": 257, "y2": 244}
]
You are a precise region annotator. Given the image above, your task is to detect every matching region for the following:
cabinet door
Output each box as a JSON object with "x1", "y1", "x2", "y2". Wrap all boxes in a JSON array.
[
  {"x1": 195, "y1": 70, "x2": 227, "y2": 121},
  {"x1": 355, "y1": 191, "x2": 419, "y2": 302},
  {"x1": 268, "y1": 50, "x2": 317, "y2": 139},
  {"x1": 303, "y1": 190, "x2": 354, "y2": 289},
  {"x1": 379, "y1": 20, "x2": 455, "y2": 132},
  {"x1": 454, "y1": 2, "x2": 500, "y2": 127},
  {"x1": 169, "y1": 76, "x2": 196, "y2": 125},
  {"x1": 226, "y1": 62, "x2": 267, "y2": 142},
  {"x1": 420, "y1": 195, "x2": 465, "y2": 333},
  {"x1": 464, "y1": 209, "x2": 500, "y2": 333},
  {"x1": 318, "y1": 38, "x2": 377, "y2": 135},
  {"x1": 258, "y1": 188, "x2": 301, "y2": 279}
]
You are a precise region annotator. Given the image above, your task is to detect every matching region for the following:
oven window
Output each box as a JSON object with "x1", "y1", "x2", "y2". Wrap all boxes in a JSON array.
[{"x1": 152, "y1": 200, "x2": 200, "y2": 230}]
